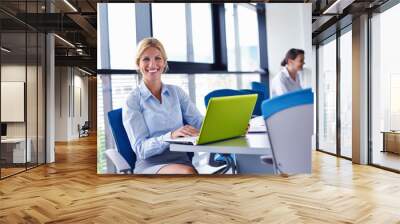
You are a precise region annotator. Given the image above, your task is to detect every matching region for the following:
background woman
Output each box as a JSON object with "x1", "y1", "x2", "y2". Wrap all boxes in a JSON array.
[{"x1": 270, "y1": 48, "x2": 305, "y2": 97}]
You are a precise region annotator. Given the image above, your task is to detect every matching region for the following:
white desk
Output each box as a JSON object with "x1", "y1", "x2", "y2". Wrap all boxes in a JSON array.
[
  {"x1": 1, "y1": 138, "x2": 31, "y2": 163},
  {"x1": 248, "y1": 116, "x2": 267, "y2": 133},
  {"x1": 170, "y1": 133, "x2": 273, "y2": 174},
  {"x1": 170, "y1": 133, "x2": 271, "y2": 155}
]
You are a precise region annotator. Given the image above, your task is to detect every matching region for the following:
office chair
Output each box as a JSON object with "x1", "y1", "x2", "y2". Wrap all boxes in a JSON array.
[
  {"x1": 240, "y1": 89, "x2": 264, "y2": 116},
  {"x1": 105, "y1": 108, "x2": 136, "y2": 173},
  {"x1": 78, "y1": 121, "x2": 90, "y2": 138},
  {"x1": 261, "y1": 88, "x2": 314, "y2": 175},
  {"x1": 251, "y1": 81, "x2": 269, "y2": 100},
  {"x1": 105, "y1": 108, "x2": 195, "y2": 174}
]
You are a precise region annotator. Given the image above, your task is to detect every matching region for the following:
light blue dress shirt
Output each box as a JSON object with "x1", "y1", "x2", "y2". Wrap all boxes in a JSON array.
[{"x1": 122, "y1": 82, "x2": 203, "y2": 173}]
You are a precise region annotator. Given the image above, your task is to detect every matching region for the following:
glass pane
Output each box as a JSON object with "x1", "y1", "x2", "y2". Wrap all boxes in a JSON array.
[
  {"x1": 108, "y1": 4, "x2": 136, "y2": 69},
  {"x1": 27, "y1": 32, "x2": 38, "y2": 168},
  {"x1": 97, "y1": 76, "x2": 106, "y2": 174},
  {"x1": 111, "y1": 75, "x2": 138, "y2": 109},
  {"x1": 226, "y1": 4, "x2": 260, "y2": 71},
  {"x1": 237, "y1": 5, "x2": 260, "y2": 71},
  {"x1": 38, "y1": 33, "x2": 46, "y2": 164},
  {"x1": 240, "y1": 73, "x2": 261, "y2": 89},
  {"x1": 1, "y1": 31, "x2": 27, "y2": 177},
  {"x1": 225, "y1": 4, "x2": 236, "y2": 71},
  {"x1": 191, "y1": 4, "x2": 214, "y2": 63},
  {"x1": 390, "y1": 75, "x2": 400, "y2": 129},
  {"x1": 98, "y1": 74, "x2": 139, "y2": 174},
  {"x1": 340, "y1": 30, "x2": 352, "y2": 158},
  {"x1": 152, "y1": 3, "x2": 187, "y2": 61},
  {"x1": 194, "y1": 74, "x2": 238, "y2": 115},
  {"x1": 162, "y1": 74, "x2": 189, "y2": 94},
  {"x1": 371, "y1": 3, "x2": 400, "y2": 171},
  {"x1": 318, "y1": 38, "x2": 337, "y2": 154}
]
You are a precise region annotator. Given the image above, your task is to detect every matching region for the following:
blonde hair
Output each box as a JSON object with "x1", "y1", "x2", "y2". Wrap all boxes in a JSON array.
[{"x1": 135, "y1": 37, "x2": 168, "y2": 73}]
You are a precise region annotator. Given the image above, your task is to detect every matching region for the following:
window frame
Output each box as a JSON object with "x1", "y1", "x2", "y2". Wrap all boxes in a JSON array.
[
  {"x1": 315, "y1": 23, "x2": 353, "y2": 161},
  {"x1": 368, "y1": 0, "x2": 400, "y2": 173},
  {"x1": 97, "y1": 3, "x2": 268, "y2": 76}
]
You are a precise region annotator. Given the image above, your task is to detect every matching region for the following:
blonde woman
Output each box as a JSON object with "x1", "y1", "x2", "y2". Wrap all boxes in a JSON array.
[{"x1": 122, "y1": 38, "x2": 203, "y2": 174}]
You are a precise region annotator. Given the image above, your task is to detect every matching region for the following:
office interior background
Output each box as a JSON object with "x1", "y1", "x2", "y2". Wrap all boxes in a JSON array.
[
  {"x1": 0, "y1": 0, "x2": 400, "y2": 222},
  {"x1": 0, "y1": 0, "x2": 97, "y2": 179}
]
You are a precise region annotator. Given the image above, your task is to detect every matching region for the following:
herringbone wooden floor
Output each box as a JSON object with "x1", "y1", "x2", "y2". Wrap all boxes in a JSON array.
[{"x1": 1, "y1": 134, "x2": 400, "y2": 223}]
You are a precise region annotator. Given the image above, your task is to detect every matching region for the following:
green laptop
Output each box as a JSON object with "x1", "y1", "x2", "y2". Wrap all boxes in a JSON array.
[{"x1": 165, "y1": 94, "x2": 257, "y2": 145}]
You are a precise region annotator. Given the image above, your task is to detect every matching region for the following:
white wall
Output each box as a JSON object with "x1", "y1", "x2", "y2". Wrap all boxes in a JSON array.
[
  {"x1": 1, "y1": 65, "x2": 27, "y2": 139},
  {"x1": 72, "y1": 72, "x2": 89, "y2": 138},
  {"x1": 1, "y1": 63, "x2": 47, "y2": 163},
  {"x1": 1, "y1": 65, "x2": 40, "y2": 137},
  {"x1": 265, "y1": 3, "x2": 314, "y2": 149},
  {"x1": 55, "y1": 67, "x2": 89, "y2": 141},
  {"x1": 55, "y1": 66, "x2": 68, "y2": 141},
  {"x1": 265, "y1": 3, "x2": 313, "y2": 89}
]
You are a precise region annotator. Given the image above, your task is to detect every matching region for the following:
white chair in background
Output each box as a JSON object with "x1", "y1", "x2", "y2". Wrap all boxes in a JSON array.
[{"x1": 261, "y1": 88, "x2": 314, "y2": 175}]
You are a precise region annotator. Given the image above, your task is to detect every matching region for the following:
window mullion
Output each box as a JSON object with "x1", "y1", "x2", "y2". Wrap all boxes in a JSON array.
[
  {"x1": 185, "y1": 3, "x2": 196, "y2": 103},
  {"x1": 233, "y1": 4, "x2": 242, "y2": 89},
  {"x1": 135, "y1": 3, "x2": 152, "y2": 42}
]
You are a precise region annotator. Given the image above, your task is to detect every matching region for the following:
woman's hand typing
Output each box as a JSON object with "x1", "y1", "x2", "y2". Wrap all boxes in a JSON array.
[{"x1": 171, "y1": 125, "x2": 199, "y2": 139}]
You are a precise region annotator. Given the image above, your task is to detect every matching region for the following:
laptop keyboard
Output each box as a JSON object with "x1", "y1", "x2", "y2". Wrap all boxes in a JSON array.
[{"x1": 179, "y1": 136, "x2": 198, "y2": 141}]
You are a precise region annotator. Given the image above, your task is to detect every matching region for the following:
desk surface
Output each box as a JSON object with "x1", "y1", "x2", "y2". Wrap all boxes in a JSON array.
[
  {"x1": 1, "y1": 138, "x2": 27, "y2": 143},
  {"x1": 248, "y1": 116, "x2": 267, "y2": 133},
  {"x1": 170, "y1": 133, "x2": 271, "y2": 155},
  {"x1": 381, "y1": 131, "x2": 400, "y2": 134}
]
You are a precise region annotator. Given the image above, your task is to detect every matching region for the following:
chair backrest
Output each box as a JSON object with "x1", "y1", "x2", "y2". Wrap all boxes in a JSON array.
[
  {"x1": 204, "y1": 89, "x2": 262, "y2": 116},
  {"x1": 82, "y1": 121, "x2": 90, "y2": 129},
  {"x1": 108, "y1": 108, "x2": 136, "y2": 170},
  {"x1": 240, "y1": 89, "x2": 264, "y2": 116},
  {"x1": 204, "y1": 89, "x2": 244, "y2": 107},
  {"x1": 261, "y1": 88, "x2": 314, "y2": 174},
  {"x1": 251, "y1": 81, "x2": 268, "y2": 100},
  {"x1": 108, "y1": 109, "x2": 194, "y2": 171}
]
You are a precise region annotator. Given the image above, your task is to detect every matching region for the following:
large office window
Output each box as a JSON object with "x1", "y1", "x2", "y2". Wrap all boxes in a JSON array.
[
  {"x1": 97, "y1": 77, "x2": 105, "y2": 173},
  {"x1": 97, "y1": 74, "x2": 138, "y2": 173},
  {"x1": 162, "y1": 74, "x2": 189, "y2": 94},
  {"x1": 191, "y1": 4, "x2": 214, "y2": 63},
  {"x1": 317, "y1": 37, "x2": 337, "y2": 155},
  {"x1": 152, "y1": 3, "x2": 214, "y2": 63},
  {"x1": 316, "y1": 27, "x2": 353, "y2": 160},
  {"x1": 97, "y1": 77, "x2": 106, "y2": 173},
  {"x1": 370, "y1": 3, "x2": 400, "y2": 171},
  {"x1": 111, "y1": 75, "x2": 138, "y2": 109},
  {"x1": 1, "y1": 32, "x2": 27, "y2": 177},
  {"x1": 107, "y1": 4, "x2": 136, "y2": 69},
  {"x1": 195, "y1": 74, "x2": 238, "y2": 114},
  {"x1": 225, "y1": 4, "x2": 260, "y2": 72},
  {"x1": 339, "y1": 29, "x2": 352, "y2": 158},
  {"x1": 0, "y1": 4, "x2": 46, "y2": 179},
  {"x1": 152, "y1": 4, "x2": 187, "y2": 62}
]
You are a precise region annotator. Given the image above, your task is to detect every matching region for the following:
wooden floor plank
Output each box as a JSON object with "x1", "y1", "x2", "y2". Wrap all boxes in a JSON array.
[{"x1": 1, "y1": 134, "x2": 400, "y2": 223}]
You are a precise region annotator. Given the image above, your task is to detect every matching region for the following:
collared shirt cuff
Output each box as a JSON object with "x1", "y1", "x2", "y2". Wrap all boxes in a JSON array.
[{"x1": 161, "y1": 131, "x2": 172, "y2": 142}]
